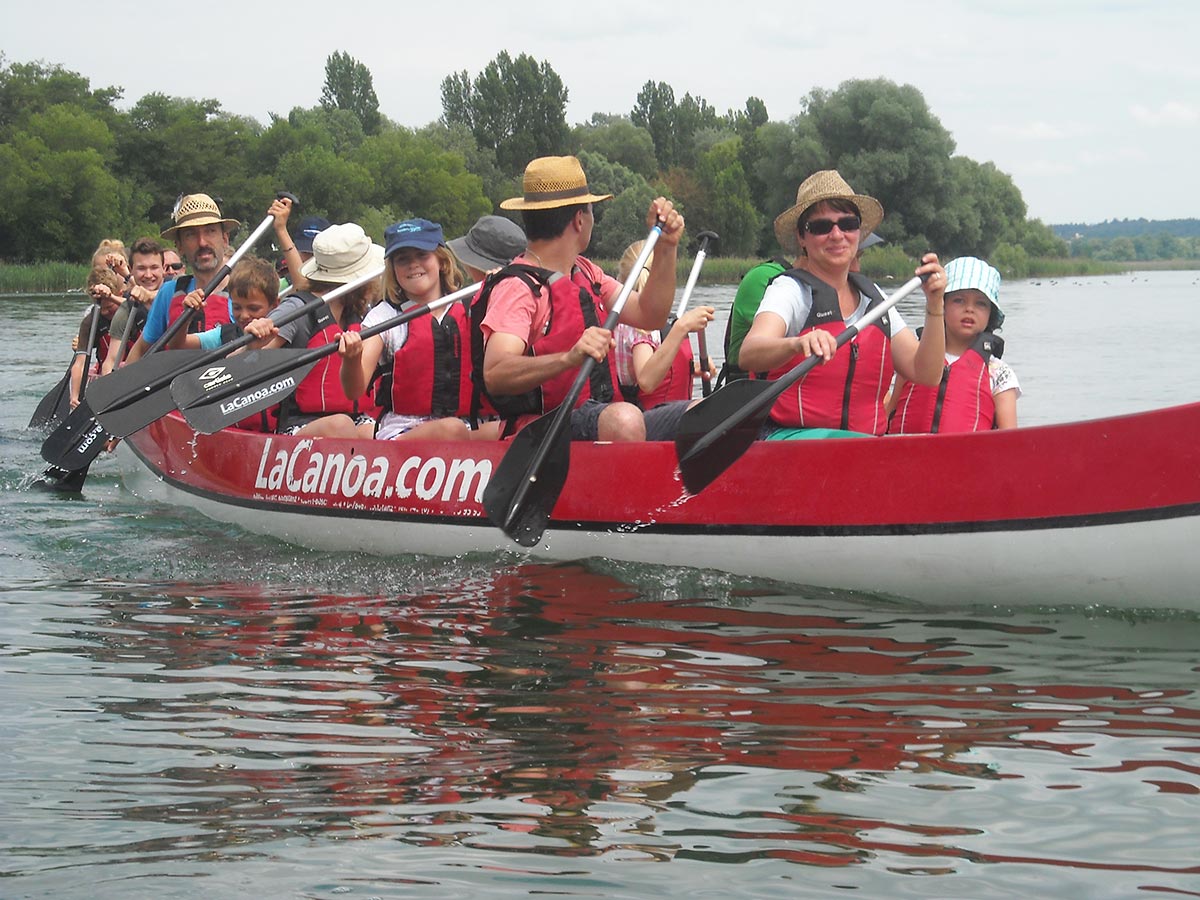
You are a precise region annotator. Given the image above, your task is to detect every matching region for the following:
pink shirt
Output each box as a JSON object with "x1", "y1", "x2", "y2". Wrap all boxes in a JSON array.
[{"x1": 480, "y1": 254, "x2": 622, "y2": 349}]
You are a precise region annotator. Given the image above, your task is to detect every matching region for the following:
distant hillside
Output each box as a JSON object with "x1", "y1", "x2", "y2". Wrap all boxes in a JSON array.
[{"x1": 1053, "y1": 219, "x2": 1200, "y2": 239}]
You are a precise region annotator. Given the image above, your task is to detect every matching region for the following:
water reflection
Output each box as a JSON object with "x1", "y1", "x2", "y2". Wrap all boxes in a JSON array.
[{"x1": 6, "y1": 562, "x2": 1197, "y2": 895}]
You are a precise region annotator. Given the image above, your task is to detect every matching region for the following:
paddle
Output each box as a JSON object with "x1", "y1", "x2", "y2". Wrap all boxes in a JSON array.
[
  {"x1": 39, "y1": 195, "x2": 295, "y2": 471},
  {"x1": 31, "y1": 300, "x2": 105, "y2": 490},
  {"x1": 483, "y1": 225, "x2": 663, "y2": 547},
  {"x1": 674, "y1": 274, "x2": 926, "y2": 494},
  {"x1": 172, "y1": 278, "x2": 478, "y2": 433},
  {"x1": 28, "y1": 297, "x2": 102, "y2": 430},
  {"x1": 677, "y1": 230, "x2": 717, "y2": 398},
  {"x1": 108, "y1": 293, "x2": 140, "y2": 373}
]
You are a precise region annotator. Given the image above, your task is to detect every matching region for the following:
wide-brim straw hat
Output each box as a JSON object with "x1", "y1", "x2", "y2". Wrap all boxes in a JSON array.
[
  {"x1": 773, "y1": 170, "x2": 883, "y2": 256},
  {"x1": 500, "y1": 156, "x2": 614, "y2": 211},
  {"x1": 299, "y1": 223, "x2": 384, "y2": 284},
  {"x1": 161, "y1": 193, "x2": 240, "y2": 238},
  {"x1": 447, "y1": 215, "x2": 527, "y2": 271}
]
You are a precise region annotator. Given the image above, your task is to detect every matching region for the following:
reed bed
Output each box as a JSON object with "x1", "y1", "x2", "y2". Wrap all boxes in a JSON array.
[{"x1": 0, "y1": 262, "x2": 91, "y2": 295}]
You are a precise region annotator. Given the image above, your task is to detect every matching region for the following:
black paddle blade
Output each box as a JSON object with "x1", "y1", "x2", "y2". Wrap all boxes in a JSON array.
[
  {"x1": 674, "y1": 378, "x2": 774, "y2": 494},
  {"x1": 31, "y1": 463, "x2": 91, "y2": 493},
  {"x1": 40, "y1": 401, "x2": 111, "y2": 470},
  {"x1": 28, "y1": 371, "x2": 72, "y2": 430},
  {"x1": 482, "y1": 413, "x2": 571, "y2": 547},
  {"x1": 84, "y1": 349, "x2": 207, "y2": 414},
  {"x1": 172, "y1": 349, "x2": 318, "y2": 434}
]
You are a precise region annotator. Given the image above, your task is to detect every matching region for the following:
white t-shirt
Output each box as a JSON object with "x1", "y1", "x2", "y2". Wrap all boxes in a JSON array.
[{"x1": 757, "y1": 276, "x2": 909, "y2": 338}]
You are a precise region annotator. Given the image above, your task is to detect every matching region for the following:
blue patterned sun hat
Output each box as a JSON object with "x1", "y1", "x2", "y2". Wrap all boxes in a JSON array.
[{"x1": 944, "y1": 256, "x2": 1004, "y2": 329}]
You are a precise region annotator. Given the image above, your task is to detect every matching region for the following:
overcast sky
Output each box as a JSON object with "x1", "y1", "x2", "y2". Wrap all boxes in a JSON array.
[{"x1": 5, "y1": 0, "x2": 1196, "y2": 225}]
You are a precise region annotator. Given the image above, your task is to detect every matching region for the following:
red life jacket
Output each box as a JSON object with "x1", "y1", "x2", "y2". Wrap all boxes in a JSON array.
[
  {"x1": 216, "y1": 321, "x2": 279, "y2": 432},
  {"x1": 374, "y1": 296, "x2": 487, "y2": 418},
  {"x1": 469, "y1": 262, "x2": 620, "y2": 425},
  {"x1": 633, "y1": 320, "x2": 695, "y2": 409},
  {"x1": 765, "y1": 270, "x2": 894, "y2": 435},
  {"x1": 87, "y1": 309, "x2": 114, "y2": 366},
  {"x1": 166, "y1": 275, "x2": 232, "y2": 333},
  {"x1": 889, "y1": 332, "x2": 1003, "y2": 434},
  {"x1": 281, "y1": 296, "x2": 373, "y2": 420}
]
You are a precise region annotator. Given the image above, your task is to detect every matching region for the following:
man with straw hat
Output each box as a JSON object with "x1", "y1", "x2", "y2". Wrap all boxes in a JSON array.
[
  {"x1": 478, "y1": 155, "x2": 686, "y2": 442},
  {"x1": 124, "y1": 192, "x2": 241, "y2": 363}
]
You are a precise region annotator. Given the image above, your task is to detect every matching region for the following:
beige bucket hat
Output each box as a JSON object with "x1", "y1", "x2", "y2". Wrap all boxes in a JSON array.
[{"x1": 299, "y1": 223, "x2": 385, "y2": 284}]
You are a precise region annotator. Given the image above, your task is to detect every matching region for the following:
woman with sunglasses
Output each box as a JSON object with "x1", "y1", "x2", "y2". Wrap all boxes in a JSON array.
[{"x1": 737, "y1": 170, "x2": 948, "y2": 437}]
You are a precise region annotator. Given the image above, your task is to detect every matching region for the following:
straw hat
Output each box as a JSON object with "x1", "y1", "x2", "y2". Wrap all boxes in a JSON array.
[
  {"x1": 447, "y1": 215, "x2": 527, "y2": 271},
  {"x1": 944, "y1": 256, "x2": 1005, "y2": 330},
  {"x1": 773, "y1": 170, "x2": 883, "y2": 256},
  {"x1": 299, "y1": 223, "x2": 384, "y2": 284},
  {"x1": 500, "y1": 156, "x2": 614, "y2": 211},
  {"x1": 161, "y1": 193, "x2": 240, "y2": 238}
]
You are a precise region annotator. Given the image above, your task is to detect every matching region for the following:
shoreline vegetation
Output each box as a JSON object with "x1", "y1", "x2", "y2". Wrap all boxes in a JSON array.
[{"x1": 1, "y1": 255, "x2": 1185, "y2": 297}]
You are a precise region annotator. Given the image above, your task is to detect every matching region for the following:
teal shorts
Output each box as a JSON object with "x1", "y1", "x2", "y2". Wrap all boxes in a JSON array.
[{"x1": 764, "y1": 427, "x2": 873, "y2": 440}]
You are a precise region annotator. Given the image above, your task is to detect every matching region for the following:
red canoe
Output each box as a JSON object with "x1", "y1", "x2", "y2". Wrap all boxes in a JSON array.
[{"x1": 120, "y1": 403, "x2": 1200, "y2": 610}]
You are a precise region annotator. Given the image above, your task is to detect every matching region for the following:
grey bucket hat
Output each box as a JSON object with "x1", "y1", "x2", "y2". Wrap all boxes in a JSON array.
[{"x1": 447, "y1": 216, "x2": 527, "y2": 272}]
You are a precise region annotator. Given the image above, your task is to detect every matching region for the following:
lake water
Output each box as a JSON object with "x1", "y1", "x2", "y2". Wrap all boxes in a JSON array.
[{"x1": 2, "y1": 271, "x2": 1199, "y2": 898}]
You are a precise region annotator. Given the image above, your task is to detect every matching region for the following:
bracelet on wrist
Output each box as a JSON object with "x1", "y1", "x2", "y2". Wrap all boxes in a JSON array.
[
  {"x1": 281, "y1": 245, "x2": 295, "y2": 253},
  {"x1": 925, "y1": 308, "x2": 943, "y2": 316}
]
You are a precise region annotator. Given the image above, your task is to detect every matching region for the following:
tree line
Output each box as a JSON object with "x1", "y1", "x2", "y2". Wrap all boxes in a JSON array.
[{"x1": 3, "y1": 50, "x2": 1081, "y2": 270}]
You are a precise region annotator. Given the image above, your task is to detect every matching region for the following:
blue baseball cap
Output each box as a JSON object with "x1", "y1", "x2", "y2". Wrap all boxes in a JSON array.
[
  {"x1": 384, "y1": 219, "x2": 445, "y2": 257},
  {"x1": 294, "y1": 215, "x2": 331, "y2": 254}
]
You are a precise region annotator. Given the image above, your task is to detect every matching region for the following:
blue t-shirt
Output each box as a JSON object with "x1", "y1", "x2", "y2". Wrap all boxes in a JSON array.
[
  {"x1": 140, "y1": 276, "x2": 234, "y2": 344},
  {"x1": 196, "y1": 325, "x2": 225, "y2": 351}
]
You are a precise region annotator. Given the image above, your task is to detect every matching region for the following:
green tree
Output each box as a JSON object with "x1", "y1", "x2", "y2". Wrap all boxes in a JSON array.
[
  {"x1": 631, "y1": 81, "x2": 677, "y2": 169},
  {"x1": 941, "y1": 157, "x2": 1028, "y2": 259},
  {"x1": 692, "y1": 139, "x2": 761, "y2": 256},
  {"x1": 1095, "y1": 236, "x2": 1136, "y2": 260},
  {"x1": 0, "y1": 126, "x2": 133, "y2": 262},
  {"x1": 575, "y1": 150, "x2": 649, "y2": 235},
  {"x1": 803, "y1": 79, "x2": 956, "y2": 248},
  {"x1": 672, "y1": 93, "x2": 721, "y2": 168},
  {"x1": 729, "y1": 97, "x2": 770, "y2": 225},
  {"x1": 272, "y1": 144, "x2": 372, "y2": 224},
  {"x1": 0, "y1": 55, "x2": 121, "y2": 134},
  {"x1": 752, "y1": 118, "x2": 826, "y2": 255},
  {"x1": 575, "y1": 116, "x2": 658, "y2": 180},
  {"x1": 115, "y1": 93, "x2": 261, "y2": 228},
  {"x1": 440, "y1": 52, "x2": 570, "y2": 174},
  {"x1": 418, "y1": 121, "x2": 513, "y2": 209},
  {"x1": 320, "y1": 51, "x2": 381, "y2": 135},
  {"x1": 352, "y1": 128, "x2": 491, "y2": 238}
]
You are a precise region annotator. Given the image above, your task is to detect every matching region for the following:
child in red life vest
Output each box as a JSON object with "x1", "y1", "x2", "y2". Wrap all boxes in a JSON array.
[
  {"x1": 69, "y1": 266, "x2": 125, "y2": 408},
  {"x1": 338, "y1": 218, "x2": 503, "y2": 442},
  {"x1": 888, "y1": 257, "x2": 1020, "y2": 433},
  {"x1": 254, "y1": 223, "x2": 383, "y2": 439},
  {"x1": 172, "y1": 257, "x2": 284, "y2": 433},
  {"x1": 611, "y1": 239, "x2": 715, "y2": 409},
  {"x1": 174, "y1": 257, "x2": 281, "y2": 352}
]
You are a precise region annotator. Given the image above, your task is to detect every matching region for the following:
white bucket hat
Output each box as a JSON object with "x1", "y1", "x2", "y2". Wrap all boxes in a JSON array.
[
  {"x1": 944, "y1": 256, "x2": 1004, "y2": 330},
  {"x1": 300, "y1": 223, "x2": 384, "y2": 284}
]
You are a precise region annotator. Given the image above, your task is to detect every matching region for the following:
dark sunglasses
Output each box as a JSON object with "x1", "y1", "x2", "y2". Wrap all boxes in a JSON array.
[
  {"x1": 164, "y1": 262, "x2": 186, "y2": 272},
  {"x1": 804, "y1": 215, "x2": 861, "y2": 236}
]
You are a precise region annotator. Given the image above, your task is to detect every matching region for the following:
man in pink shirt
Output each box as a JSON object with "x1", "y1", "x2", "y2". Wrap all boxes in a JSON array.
[{"x1": 480, "y1": 155, "x2": 685, "y2": 441}]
